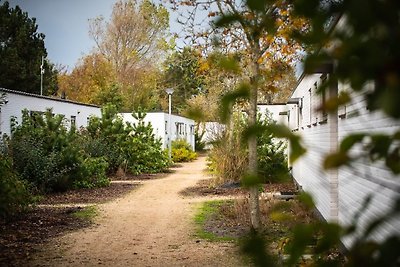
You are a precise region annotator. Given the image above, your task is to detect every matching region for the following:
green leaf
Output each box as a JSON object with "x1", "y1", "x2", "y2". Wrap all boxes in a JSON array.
[
  {"x1": 265, "y1": 124, "x2": 294, "y2": 139},
  {"x1": 315, "y1": 223, "x2": 341, "y2": 254},
  {"x1": 369, "y1": 134, "x2": 391, "y2": 160},
  {"x1": 297, "y1": 192, "x2": 315, "y2": 210},
  {"x1": 340, "y1": 133, "x2": 365, "y2": 152},
  {"x1": 289, "y1": 136, "x2": 307, "y2": 163},
  {"x1": 241, "y1": 173, "x2": 263, "y2": 188},
  {"x1": 240, "y1": 231, "x2": 274, "y2": 267},
  {"x1": 242, "y1": 124, "x2": 268, "y2": 142},
  {"x1": 219, "y1": 83, "x2": 250, "y2": 123},
  {"x1": 393, "y1": 131, "x2": 400, "y2": 140},
  {"x1": 386, "y1": 147, "x2": 400, "y2": 174},
  {"x1": 214, "y1": 14, "x2": 242, "y2": 28},
  {"x1": 323, "y1": 151, "x2": 350, "y2": 169},
  {"x1": 246, "y1": 0, "x2": 266, "y2": 12},
  {"x1": 287, "y1": 224, "x2": 315, "y2": 266},
  {"x1": 217, "y1": 56, "x2": 241, "y2": 73}
]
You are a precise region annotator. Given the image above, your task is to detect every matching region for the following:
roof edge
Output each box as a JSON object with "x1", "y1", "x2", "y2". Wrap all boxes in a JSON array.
[{"x1": 0, "y1": 87, "x2": 100, "y2": 108}]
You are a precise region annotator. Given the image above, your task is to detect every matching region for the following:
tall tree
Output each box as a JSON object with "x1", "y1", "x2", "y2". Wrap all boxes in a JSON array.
[
  {"x1": 173, "y1": 0, "x2": 305, "y2": 230},
  {"x1": 258, "y1": 61, "x2": 297, "y2": 104},
  {"x1": 163, "y1": 47, "x2": 205, "y2": 113},
  {"x1": 123, "y1": 65, "x2": 164, "y2": 112},
  {"x1": 89, "y1": 0, "x2": 170, "y2": 85},
  {"x1": 57, "y1": 53, "x2": 117, "y2": 105},
  {"x1": 0, "y1": 1, "x2": 58, "y2": 95}
]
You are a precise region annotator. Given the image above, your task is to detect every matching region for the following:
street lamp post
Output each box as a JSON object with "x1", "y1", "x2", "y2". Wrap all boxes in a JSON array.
[
  {"x1": 165, "y1": 88, "x2": 174, "y2": 160},
  {"x1": 40, "y1": 56, "x2": 44, "y2": 96}
]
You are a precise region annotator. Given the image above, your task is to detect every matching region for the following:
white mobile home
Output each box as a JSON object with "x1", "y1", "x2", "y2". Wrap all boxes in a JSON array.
[
  {"x1": 0, "y1": 88, "x2": 101, "y2": 135},
  {"x1": 288, "y1": 71, "x2": 400, "y2": 248},
  {"x1": 120, "y1": 112, "x2": 195, "y2": 150},
  {"x1": 257, "y1": 103, "x2": 288, "y2": 125}
]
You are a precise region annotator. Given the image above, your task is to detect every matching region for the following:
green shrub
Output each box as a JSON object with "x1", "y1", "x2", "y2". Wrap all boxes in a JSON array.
[
  {"x1": 85, "y1": 105, "x2": 169, "y2": 175},
  {"x1": 0, "y1": 155, "x2": 32, "y2": 217},
  {"x1": 6, "y1": 105, "x2": 169, "y2": 195},
  {"x1": 10, "y1": 110, "x2": 83, "y2": 192},
  {"x1": 172, "y1": 139, "x2": 197, "y2": 162},
  {"x1": 74, "y1": 157, "x2": 110, "y2": 189},
  {"x1": 257, "y1": 113, "x2": 290, "y2": 183},
  {"x1": 207, "y1": 111, "x2": 290, "y2": 184},
  {"x1": 172, "y1": 147, "x2": 198, "y2": 162},
  {"x1": 194, "y1": 129, "x2": 206, "y2": 151},
  {"x1": 207, "y1": 112, "x2": 248, "y2": 184},
  {"x1": 77, "y1": 131, "x2": 123, "y2": 174},
  {"x1": 171, "y1": 139, "x2": 191, "y2": 150},
  {"x1": 124, "y1": 111, "x2": 169, "y2": 174}
]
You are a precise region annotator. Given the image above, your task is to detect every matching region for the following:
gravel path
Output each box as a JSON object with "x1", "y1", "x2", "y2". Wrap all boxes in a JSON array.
[{"x1": 31, "y1": 156, "x2": 244, "y2": 267}]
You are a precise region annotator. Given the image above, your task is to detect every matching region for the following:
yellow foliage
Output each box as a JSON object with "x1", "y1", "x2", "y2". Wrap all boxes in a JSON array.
[{"x1": 57, "y1": 53, "x2": 117, "y2": 104}]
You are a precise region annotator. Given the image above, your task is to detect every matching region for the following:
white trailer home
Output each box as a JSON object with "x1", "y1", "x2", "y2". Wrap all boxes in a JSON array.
[
  {"x1": 198, "y1": 104, "x2": 287, "y2": 149},
  {"x1": 120, "y1": 112, "x2": 195, "y2": 150},
  {"x1": 0, "y1": 88, "x2": 101, "y2": 135},
  {"x1": 257, "y1": 103, "x2": 288, "y2": 125},
  {"x1": 287, "y1": 70, "x2": 400, "y2": 248}
]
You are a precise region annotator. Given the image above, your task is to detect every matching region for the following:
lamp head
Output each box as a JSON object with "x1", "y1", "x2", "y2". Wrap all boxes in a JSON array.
[{"x1": 165, "y1": 88, "x2": 174, "y2": 95}]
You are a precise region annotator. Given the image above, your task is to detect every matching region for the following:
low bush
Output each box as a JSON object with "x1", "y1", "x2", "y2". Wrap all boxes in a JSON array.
[
  {"x1": 123, "y1": 111, "x2": 169, "y2": 174},
  {"x1": 207, "y1": 113, "x2": 248, "y2": 184},
  {"x1": 77, "y1": 132, "x2": 123, "y2": 174},
  {"x1": 207, "y1": 111, "x2": 290, "y2": 185},
  {"x1": 194, "y1": 128, "x2": 206, "y2": 151},
  {"x1": 85, "y1": 105, "x2": 169, "y2": 175},
  {"x1": 172, "y1": 139, "x2": 197, "y2": 162},
  {"x1": 0, "y1": 155, "x2": 32, "y2": 217},
  {"x1": 74, "y1": 157, "x2": 110, "y2": 189},
  {"x1": 1, "y1": 105, "x2": 169, "y2": 215},
  {"x1": 10, "y1": 110, "x2": 83, "y2": 192}
]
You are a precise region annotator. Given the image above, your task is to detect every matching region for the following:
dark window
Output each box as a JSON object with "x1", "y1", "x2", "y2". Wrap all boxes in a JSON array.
[
  {"x1": 320, "y1": 75, "x2": 328, "y2": 124},
  {"x1": 71, "y1": 116, "x2": 76, "y2": 128}
]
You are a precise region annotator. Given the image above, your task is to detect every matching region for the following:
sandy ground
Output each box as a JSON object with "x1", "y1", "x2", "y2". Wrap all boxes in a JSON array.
[{"x1": 30, "y1": 156, "x2": 244, "y2": 267}]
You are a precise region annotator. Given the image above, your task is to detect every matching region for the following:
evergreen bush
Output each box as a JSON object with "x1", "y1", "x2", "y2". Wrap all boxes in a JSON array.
[
  {"x1": 75, "y1": 157, "x2": 110, "y2": 188},
  {"x1": 124, "y1": 110, "x2": 169, "y2": 174},
  {"x1": 194, "y1": 129, "x2": 206, "y2": 151},
  {"x1": 0, "y1": 155, "x2": 32, "y2": 217},
  {"x1": 10, "y1": 109, "x2": 83, "y2": 192},
  {"x1": 85, "y1": 105, "x2": 169, "y2": 175},
  {"x1": 257, "y1": 113, "x2": 290, "y2": 183}
]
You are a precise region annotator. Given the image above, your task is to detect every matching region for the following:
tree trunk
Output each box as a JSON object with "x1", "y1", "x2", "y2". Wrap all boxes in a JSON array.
[{"x1": 248, "y1": 43, "x2": 261, "y2": 230}]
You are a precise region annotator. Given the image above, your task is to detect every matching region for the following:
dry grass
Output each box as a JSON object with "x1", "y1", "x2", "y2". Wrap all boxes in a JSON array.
[{"x1": 197, "y1": 197, "x2": 316, "y2": 242}]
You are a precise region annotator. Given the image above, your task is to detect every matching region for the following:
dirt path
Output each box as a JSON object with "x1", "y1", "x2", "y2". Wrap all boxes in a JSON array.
[{"x1": 31, "y1": 156, "x2": 244, "y2": 267}]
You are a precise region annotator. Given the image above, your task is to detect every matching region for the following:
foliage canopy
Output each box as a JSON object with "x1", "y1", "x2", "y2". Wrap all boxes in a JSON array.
[{"x1": 0, "y1": 1, "x2": 58, "y2": 95}]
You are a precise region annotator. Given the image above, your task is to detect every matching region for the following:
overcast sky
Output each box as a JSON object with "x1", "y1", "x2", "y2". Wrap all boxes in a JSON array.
[
  {"x1": 7, "y1": 0, "x2": 118, "y2": 70},
  {"x1": 6, "y1": 0, "x2": 191, "y2": 72}
]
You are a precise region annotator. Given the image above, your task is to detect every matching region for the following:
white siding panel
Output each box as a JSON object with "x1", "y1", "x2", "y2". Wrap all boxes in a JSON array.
[
  {"x1": 337, "y1": 85, "x2": 400, "y2": 246},
  {"x1": 290, "y1": 74, "x2": 400, "y2": 249},
  {"x1": 257, "y1": 104, "x2": 288, "y2": 125},
  {"x1": 121, "y1": 112, "x2": 196, "y2": 150},
  {"x1": 0, "y1": 89, "x2": 100, "y2": 135}
]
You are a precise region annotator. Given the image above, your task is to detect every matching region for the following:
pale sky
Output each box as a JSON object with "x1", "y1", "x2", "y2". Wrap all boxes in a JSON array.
[
  {"x1": 7, "y1": 0, "x2": 117, "y2": 70},
  {"x1": 6, "y1": 0, "x2": 189, "y2": 71}
]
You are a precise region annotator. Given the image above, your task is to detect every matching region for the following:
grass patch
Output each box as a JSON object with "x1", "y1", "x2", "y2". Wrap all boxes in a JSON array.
[
  {"x1": 194, "y1": 200, "x2": 237, "y2": 242},
  {"x1": 72, "y1": 206, "x2": 98, "y2": 222},
  {"x1": 194, "y1": 197, "x2": 344, "y2": 265}
]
